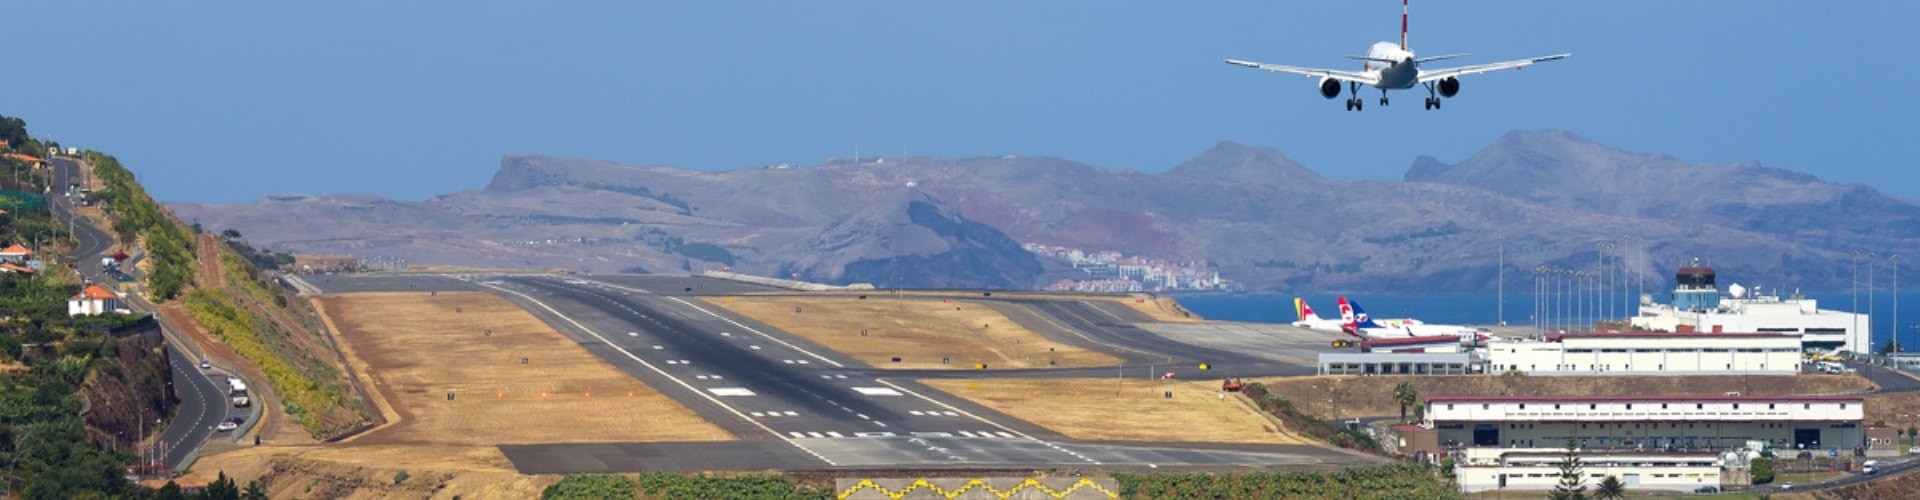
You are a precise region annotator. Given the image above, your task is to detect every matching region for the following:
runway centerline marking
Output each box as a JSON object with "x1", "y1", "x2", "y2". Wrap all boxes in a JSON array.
[{"x1": 479, "y1": 281, "x2": 837, "y2": 466}]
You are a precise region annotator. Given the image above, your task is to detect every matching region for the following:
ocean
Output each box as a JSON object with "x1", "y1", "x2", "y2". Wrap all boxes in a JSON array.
[{"x1": 1174, "y1": 290, "x2": 1920, "y2": 352}]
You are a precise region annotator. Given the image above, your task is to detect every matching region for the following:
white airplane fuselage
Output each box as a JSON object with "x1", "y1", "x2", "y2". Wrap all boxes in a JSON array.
[{"x1": 1361, "y1": 42, "x2": 1419, "y2": 90}]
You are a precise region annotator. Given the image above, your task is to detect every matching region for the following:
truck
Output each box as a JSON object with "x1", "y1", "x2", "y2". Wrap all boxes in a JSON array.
[
  {"x1": 228, "y1": 377, "x2": 248, "y2": 396},
  {"x1": 231, "y1": 396, "x2": 251, "y2": 408}
]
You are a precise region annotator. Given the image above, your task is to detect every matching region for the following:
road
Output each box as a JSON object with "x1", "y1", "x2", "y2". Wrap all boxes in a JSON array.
[
  {"x1": 309, "y1": 273, "x2": 1379, "y2": 472},
  {"x1": 47, "y1": 156, "x2": 235, "y2": 473}
]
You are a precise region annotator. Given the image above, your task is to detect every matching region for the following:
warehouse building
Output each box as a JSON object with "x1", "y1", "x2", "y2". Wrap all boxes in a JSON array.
[{"x1": 1430, "y1": 394, "x2": 1864, "y2": 493}]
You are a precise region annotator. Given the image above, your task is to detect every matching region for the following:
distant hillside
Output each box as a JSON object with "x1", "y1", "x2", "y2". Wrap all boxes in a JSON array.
[{"x1": 170, "y1": 132, "x2": 1920, "y2": 293}]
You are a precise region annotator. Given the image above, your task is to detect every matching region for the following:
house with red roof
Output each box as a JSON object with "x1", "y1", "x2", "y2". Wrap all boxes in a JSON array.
[
  {"x1": 0, "y1": 244, "x2": 31, "y2": 263},
  {"x1": 69, "y1": 283, "x2": 127, "y2": 316}
]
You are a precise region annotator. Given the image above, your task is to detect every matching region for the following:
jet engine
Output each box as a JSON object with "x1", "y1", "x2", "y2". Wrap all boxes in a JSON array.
[
  {"x1": 1437, "y1": 77, "x2": 1460, "y2": 98},
  {"x1": 1318, "y1": 77, "x2": 1341, "y2": 99}
]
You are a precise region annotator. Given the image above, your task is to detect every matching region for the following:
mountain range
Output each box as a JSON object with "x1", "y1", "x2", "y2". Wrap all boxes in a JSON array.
[{"x1": 167, "y1": 130, "x2": 1920, "y2": 292}]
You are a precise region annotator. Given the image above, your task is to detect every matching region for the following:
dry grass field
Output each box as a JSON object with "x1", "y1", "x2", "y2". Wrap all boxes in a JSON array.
[
  {"x1": 920, "y1": 378, "x2": 1311, "y2": 444},
  {"x1": 318, "y1": 292, "x2": 732, "y2": 445},
  {"x1": 705, "y1": 296, "x2": 1120, "y2": 370},
  {"x1": 1251, "y1": 373, "x2": 1879, "y2": 420},
  {"x1": 1866, "y1": 392, "x2": 1920, "y2": 426},
  {"x1": 195, "y1": 445, "x2": 554, "y2": 499}
]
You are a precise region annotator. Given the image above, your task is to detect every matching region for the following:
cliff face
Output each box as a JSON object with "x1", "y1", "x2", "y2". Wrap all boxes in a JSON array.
[
  {"x1": 79, "y1": 328, "x2": 177, "y2": 453},
  {"x1": 172, "y1": 132, "x2": 1920, "y2": 293}
]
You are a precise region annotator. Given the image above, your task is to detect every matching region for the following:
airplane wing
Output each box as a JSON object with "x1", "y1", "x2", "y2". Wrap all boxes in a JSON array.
[
  {"x1": 1417, "y1": 53, "x2": 1570, "y2": 83},
  {"x1": 1224, "y1": 59, "x2": 1379, "y2": 86}
]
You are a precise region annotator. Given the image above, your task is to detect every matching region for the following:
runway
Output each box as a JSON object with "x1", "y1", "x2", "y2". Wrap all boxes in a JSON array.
[{"x1": 308, "y1": 273, "x2": 1376, "y2": 472}]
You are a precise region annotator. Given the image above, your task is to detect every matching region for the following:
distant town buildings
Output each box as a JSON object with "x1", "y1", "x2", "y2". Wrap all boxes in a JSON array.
[{"x1": 1024, "y1": 243, "x2": 1230, "y2": 292}]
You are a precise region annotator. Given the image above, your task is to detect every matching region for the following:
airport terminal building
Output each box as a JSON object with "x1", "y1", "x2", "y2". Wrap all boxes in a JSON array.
[
  {"x1": 1427, "y1": 395, "x2": 1865, "y2": 493},
  {"x1": 1629, "y1": 262, "x2": 1868, "y2": 353},
  {"x1": 1485, "y1": 332, "x2": 1803, "y2": 375}
]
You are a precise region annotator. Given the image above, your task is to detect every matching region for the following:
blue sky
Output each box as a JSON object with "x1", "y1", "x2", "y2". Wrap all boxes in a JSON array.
[{"x1": 5, "y1": 2, "x2": 1914, "y2": 203}]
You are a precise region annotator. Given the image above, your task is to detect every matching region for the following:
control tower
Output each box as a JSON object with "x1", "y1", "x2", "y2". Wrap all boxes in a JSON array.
[{"x1": 1672, "y1": 258, "x2": 1719, "y2": 312}]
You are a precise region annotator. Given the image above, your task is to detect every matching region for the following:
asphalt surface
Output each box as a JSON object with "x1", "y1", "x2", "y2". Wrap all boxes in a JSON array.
[
  {"x1": 48, "y1": 157, "x2": 235, "y2": 472},
  {"x1": 377, "y1": 274, "x2": 1381, "y2": 472}
]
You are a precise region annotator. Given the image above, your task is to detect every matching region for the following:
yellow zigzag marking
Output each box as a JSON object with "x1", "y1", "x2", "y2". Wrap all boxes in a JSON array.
[{"x1": 835, "y1": 477, "x2": 1119, "y2": 499}]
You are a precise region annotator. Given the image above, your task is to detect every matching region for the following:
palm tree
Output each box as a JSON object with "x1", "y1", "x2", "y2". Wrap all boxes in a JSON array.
[
  {"x1": 1593, "y1": 475, "x2": 1626, "y2": 500},
  {"x1": 1393, "y1": 382, "x2": 1419, "y2": 423}
]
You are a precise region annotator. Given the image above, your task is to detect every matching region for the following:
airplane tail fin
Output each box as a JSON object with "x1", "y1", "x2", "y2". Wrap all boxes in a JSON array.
[
  {"x1": 1400, "y1": 0, "x2": 1409, "y2": 50},
  {"x1": 1349, "y1": 298, "x2": 1385, "y2": 328},
  {"x1": 1337, "y1": 296, "x2": 1356, "y2": 324},
  {"x1": 1296, "y1": 298, "x2": 1321, "y2": 321}
]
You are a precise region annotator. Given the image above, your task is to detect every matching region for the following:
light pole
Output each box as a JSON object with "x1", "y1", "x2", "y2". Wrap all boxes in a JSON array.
[
  {"x1": 1498, "y1": 235, "x2": 1506, "y2": 326},
  {"x1": 1620, "y1": 235, "x2": 1631, "y2": 321},
  {"x1": 1871, "y1": 251, "x2": 1878, "y2": 352},
  {"x1": 1598, "y1": 242, "x2": 1610, "y2": 325},
  {"x1": 1894, "y1": 254, "x2": 1901, "y2": 353}
]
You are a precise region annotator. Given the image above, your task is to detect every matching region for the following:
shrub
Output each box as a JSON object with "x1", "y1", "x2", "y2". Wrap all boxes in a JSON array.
[{"x1": 543, "y1": 475, "x2": 636, "y2": 500}]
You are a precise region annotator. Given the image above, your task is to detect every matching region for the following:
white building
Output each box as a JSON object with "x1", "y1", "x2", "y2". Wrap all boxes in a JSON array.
[
  {"x1": 1431, "y1": 395, "x2": 1865, "y2": 493},
  {"x1": 1630, "y1": 263, "x2": 1868, "y2": 353},
  {"x1": 1454, "y1": 449, "x2": 1722, "y2": 493},
  {"x1": 68, "y1": 283, "x2": 127, "y2": 316},
  {"x1": 1486, "y1": 332, "x2": 1803, "y2": 375}
]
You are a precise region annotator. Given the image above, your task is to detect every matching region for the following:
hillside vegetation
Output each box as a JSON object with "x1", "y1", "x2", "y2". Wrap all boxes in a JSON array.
[
  {"x1": 83, "y1": 148, "x2": 371, "y2": 438},
  {"x1": 0, "y1": 115, "x2": 158, "y2": 497}
]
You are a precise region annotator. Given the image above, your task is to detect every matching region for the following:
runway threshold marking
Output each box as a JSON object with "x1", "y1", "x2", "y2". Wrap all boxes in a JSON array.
[
  {"x1": 870, "y1": 379, "x2": 1100, "y2": 465},
  {"x1": 479, "y1": 281, "x2": 839, "y2": 466}
]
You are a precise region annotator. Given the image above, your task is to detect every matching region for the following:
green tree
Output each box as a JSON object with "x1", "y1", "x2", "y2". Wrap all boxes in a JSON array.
[
  {"x1": 1549, "y1": 440, "x2": 1587, "y2": 500},
  {"x1": 204, "y1": 472, "x2": 240, "y2": 500},
  {"x1": 1593, "y1": 475, "x2": 1625, "y2": 500},
  {"x1": 1908, "y1": 425, "x2": 1918, "y2": 447},
  {"x1": 1393, "y1": 381, "x2": 1419, "y2": 423},
  {"x1": 1439, "y1": 456, "x2": 1458, "y2": 490},
  {"x1": 1751, "y1": 457, "x2": 1775, "y2": 484},
  {"x1": 243, "y1": 478, "x2": 270, "y2": 500}
]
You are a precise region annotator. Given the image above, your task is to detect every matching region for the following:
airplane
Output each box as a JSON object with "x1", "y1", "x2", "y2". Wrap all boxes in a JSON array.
[
  {"x1": 1294, "y1": 297, "x2": 1419, "y2": 332},
  {"x1": 1339, "y1": 296, "x2": 1488, "y2": 341},
  {"x1": 1224, "y1": 0, "x2": 1570, "y2": 111}
]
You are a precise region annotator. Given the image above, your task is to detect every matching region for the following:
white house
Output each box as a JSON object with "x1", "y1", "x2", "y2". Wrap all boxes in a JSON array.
[{"x1": 68, "y1": 283, "x2": 127, "y2": 316}]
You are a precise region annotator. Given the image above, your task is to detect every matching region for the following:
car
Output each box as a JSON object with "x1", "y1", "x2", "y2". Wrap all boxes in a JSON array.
[
  {"x1": 200, "y1": 359, "x2": 211, "y2": 370},
  {"x1": 215, "y1": 421, "x2": 237, "y2": 432},
  {"x1": 1693, "y1": 486, "x2": 1720, "y2": 493},
  {"x1": 1782, "y1": 482, "x2": 1795, "y2": 490}
]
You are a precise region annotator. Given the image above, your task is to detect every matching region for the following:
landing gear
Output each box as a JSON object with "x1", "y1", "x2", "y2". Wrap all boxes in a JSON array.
[
  {"x1": 1422, "y1": 82, "x2": 1442, "y2": 111},
  {"x1": 1345, "y1": 99, "x2": 1364, "y2": 111},
  {"x1": 1379, "y1": 89, "x2": 1390, "y2": 107},
  {"x1": 1344, "y1": 81, "x2": 1364, "y2": 111}
]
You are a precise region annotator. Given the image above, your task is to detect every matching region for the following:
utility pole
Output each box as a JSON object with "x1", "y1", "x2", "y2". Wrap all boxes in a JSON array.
[
  {"x1": 1871, "y1": 251, "x2": 1878, "y2": 351},
  {"x1": 1893, "y1": 254, "x2": 1901, "y2": 353},
  {"x1": 1854, "y1": 250, "x2": 1862, "y2": 341}
]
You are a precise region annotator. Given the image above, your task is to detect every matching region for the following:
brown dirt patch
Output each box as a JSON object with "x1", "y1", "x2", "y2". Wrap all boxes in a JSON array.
[
  {"x1": 1252, "y1": 373, "x2": 1879, "y2": 420},
  {"x1": 319, "y1": 292, "x2": 731, "y2": 445},
  {"x1": 705, "y1": 297, "x2": 1120, "y2": 370},
  {"x1": 919, "y1": 378, "x2": 1311, "y2": 444},
  {"x1": 195, "y1": 445, "x2": 552, "y2": 500},
  {"x1": 1865, "y1": 392, "x2": 1920, "y2": 428}
]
